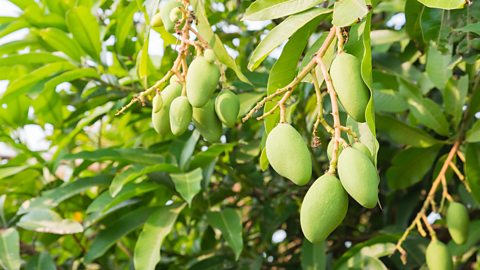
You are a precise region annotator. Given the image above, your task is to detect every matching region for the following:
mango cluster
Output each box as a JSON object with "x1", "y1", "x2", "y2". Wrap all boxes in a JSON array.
[{"x1": 151, "y1": 49, "x2": 240, "y2": 142}]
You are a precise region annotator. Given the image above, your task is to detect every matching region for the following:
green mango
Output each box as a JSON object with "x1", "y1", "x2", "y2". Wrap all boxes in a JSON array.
[
  {"x1": 186, "y1": 56, "x2": 220, "y2": 108},
  {"x1": 152, "y1": 93, "x2": 163, "y2": 113},
  {"x1": 327, "y1": 139, "x2": 343, "y2": 160},
  {"x1": 152, "y1": 82, "x2": 182, "y2": 138},
  {"x1": 352, "y1": 142, "x2": 373, "y2": 161},
  {"x1": 266, "y1": 123, "x2": 312, "y2": 186},
  {"x1": 337, "y1": 147, "x2": 379, "y2": 208},
  {"x1": 150, "y1": 12, "x2": 163, "y2": 27},
  {"x1": 300, "y1": 174, "x2": 348, "y2": 243},
  {"x1": 330, "y1": 52, "x2": 369, "y2": 122},
  {"x1": 204, "y1": 49, "x2": 215, "y2": 63},
  {"x1": 426, "y1": 240, "x2": 453, "y2": 270},
  {"x1": 215, "y1": 90, "x2": 240, "y2": 127},
  {"x1": 160, "y1": 0, "x2": 181, "y2": 32},
  {"x1": 446, "y1": 201, "x2": 469, "y2": 245},
  {"x1": 192, "y1": 99, "x2": 222, "y2": 142},
  {"x1": 169, "y1": 96, "x2": 192, "y2": 136},
  {"x1": 169, "y1": 6, "x2": 182, "y2": 22}
]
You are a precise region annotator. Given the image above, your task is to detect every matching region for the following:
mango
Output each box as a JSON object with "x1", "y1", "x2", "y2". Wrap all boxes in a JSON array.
[
  {"x1": 204, "y1": 49, "x2": 215, "y2": 63},
  {"x1": 215, "y1": 90, "x2": 240, "y2": 127},
  {"x1": 169, "y1": 96, "x2": 192, "y2": 136},
  {"x1": 186, "y1": 56, "x2": 220, "y2": 108},
  {"x1": 446, "y1": 201, "x2": 469, "y2": 245},
  {"x1": 151, "y1": 12, "x2": 163, "y2": 27},
  {"x1": 425, "y1": 240, "x2": 453, "y2": 270},
  {"x1": 266, "y1": 123, "x2": 312, "y2": 186},
  {"x1": 152, "y1": 93, "x2": 163, "y2": 113},
  {"x1": 192, "y1": 99, "x2": 222, "y2": 142},
  {"x1": 169, "y1": 6, "x2": 182, "y2": 22},
  {"x1": 330, "y1": 52, "x2": 369, "y2": 122},
  {"x1": 337, "y1": 147, "x2": 379, "y2": 208},
  {"x1": 327, "y1": 139, "x2": 343, "y2": 160},
  {"x1": 300, "y1": 174, "x2": 348, "y2": 243},
  {"x1": 160, "y1": 0, "x2": 181, "y2": 32},
  {"x1": 152, "y1": 82, "x2": 182, "y2": 138},
  {"x1": 352, "y1": 142, "x2": 373, "y2": 161}
]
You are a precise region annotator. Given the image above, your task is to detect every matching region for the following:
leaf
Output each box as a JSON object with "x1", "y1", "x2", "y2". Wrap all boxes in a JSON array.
[
  {"x1": 137, "y1": 38, "x2": 150, "y2": 87},
  {"x1": 370, "y1": 30, "x2": 407, "y2": 46},
  {"x1": 373, "y1": 89, "x2": 408, "y2": 113},
  {"x1": 465, "y1": 143, "x2": 480, "y2": 203},
  {"x1": 43, "y1": 68, "x2": 100, "y2": 92},
  {"x1": 301, "y1": 240, "x2": 326, "y2": 270},
  {"x1": 466, "y1": 121, "x2": 480, "y2": 143},
  {"x1": 25, "y1": 252, "x2": 56, "y2": 270},
  {"x1": 134, "y1": 203, "x2": 185, "y2": 270},
  {"x1": 332, "y1": 0, "x2": 369, "y2": 27},
  {"x1": 84, "y1": 207, "x2": 156, "y2": 262},
  {"x1": 170, "y1": 168, "x2": 203, "y2": 205},
  {"x1": 64, "y1": 147, "x2": 166, "y2": 165},
  {"x1": 36, "y1": 28, "x2": 85, "y2": 61},
  {"x1": 376, "y1": 114, "x2": 443, "y2": 147},
  {"x1": 66, "y1": 6, "x2": 101, "y2": 61},
  {"x1": 334, "y1": 235, "x2": 397, "y2": 268},
  {"x1": 110, "y1": 164, "x2": 179, "y2": 197},
  {"x1": 207, "y1": 209, "x2": 243, "y2": 260},
  {"x1": 189, "y1": 143, "x2": 236, "y2": 169},
  {"x1": 406, "y1": 97, "x2": 450, "y2": 136},
  {"x1": 17, "y1": 209, "x2": 83, "y2": 234},
  {"x1": 455, "y1": 22, "x2": 480, "y2": 35},
  {"x1": 179, "y1": 131, "x2": 201, "y2": 170},
  {"x1": 115, "y1": 1, "x2": 138, "y2": 54},
  {"x1": 247, "y1": 8, "x2": 331, "y2": 71},
  {"x1": 191, "y1": 0, "x2": 250, "y2": 83},
  {"x1": 238, "y1": 92, "x2": 265, "y2": 118},
  {"x1": 0, "y1": 53, "x2": 66, "y2": 66},
  {"x1": 0, "y1": 228, "x2": 20, "y2": 270},
  {"x1": 386, "y1": 145, "x2": 441, "y2": 190},
  {"x1": 337, "y1": 256, "x2": 388, "y2": 270},
  {"x1": 244, "y1": 0, "x2": 323, "y2": 21},
  {"x1": 443, "y1": 76, "x2": 468, "y2": 127},
  {"x1": 0, "y1": 165, "x2": 29, "y2": 180},
  {"x1": 416, "y1": 0, "x2": 466, "y2": 10},
  {"x1": 426, "y1": 42, "x2": 452, "y2": 90},
  {"x1": 0, "y1": 195, "x2": 6, "y2": 227}
]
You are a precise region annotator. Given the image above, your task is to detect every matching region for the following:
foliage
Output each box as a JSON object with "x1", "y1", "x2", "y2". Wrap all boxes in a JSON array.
[{"x1": 0, "y1": 0, "x2": 479, "y2": 269}]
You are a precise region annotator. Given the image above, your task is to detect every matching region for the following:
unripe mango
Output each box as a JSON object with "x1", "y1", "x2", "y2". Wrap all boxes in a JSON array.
[
  {"x1": 330, "y1": 52, "x2": 369, "y2": 122},
  {"x1": 204, "y1": 49, "x2": 215, "y2": 63},
  {"x1": 265, "y1": 123, "x2": 312, "y2": 186},
  {"x1": 186, "y1": 56, "x2": 220, "y2": 108},
  {"x1": 169, "y1": 7, "x2": 182, "y2": 22},
  {"x1": 425, "y1": 240, "x2": 453, "y2": 270},
  {"x1": 160, "y1": 0, "x2": 181, "y2": 32},
  {"x1": 152, "y1": 82, "x2": 182, "y2": 138},
  {"x1": 337, "y1": 147, "x2": 379, "y2": 208},
  {"x1": 215, "y1": 90, "x2": 240, "y2": 127},
  {"x1": 169, "y1": 96, "x2": 192, "y2": 136},
  {"x1": 300, "y1": 174, "x2": 348, "y2": 243},
  {"x1": 327, "y1": 139, "x2": 343, "y2": 160},
  {"x1": 192, "y1": 99, "x2": 222, "y2": 142},
  {"x1": 152, "y1": 93, "x2": 163, "y2": 113},
  {"x1": 446, "y1": 201, "x2": 469, "y2": 245},
  {"x1": 352, "y1": 142, "x2": 373, "y2": 162}
]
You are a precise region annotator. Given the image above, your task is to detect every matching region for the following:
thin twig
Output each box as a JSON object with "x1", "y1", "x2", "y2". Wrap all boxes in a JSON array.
[{"x1": 311, "y1": 69, "x2": 333, "y2": 147}]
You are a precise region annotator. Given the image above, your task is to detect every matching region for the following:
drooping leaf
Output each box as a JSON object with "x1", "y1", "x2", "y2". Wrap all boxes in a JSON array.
[
  {"x1": 0, "y1": 165, "x2": 30, "y2": 180},
  {"x1": 25, "y1": 252, "x2": 56, "y2": 270},
  {"x1": 43, "y1": 68, "x2": 100, "y2": 92},
  {"x1": 36, "y1": 28, "x2": 85, "y2": 61},
  {"x1": 179, "y1": 131, "x2": 201, "y2": 171},
  {"x1": 332, "y1": 0, "x2": 369, "y2": 27},
  {"x1": 17, "y1": 209, "x2": 83, "y2": 234},
  {"x1": 466, "y1": 121, "x2": 480, "y2": 143},
  {"x1": 443, "y1": 76, "x2": 468, "y2": 127},
  {"x1": 0, "y1": 228, "x2": 20, "y2": 270},
  {"x1": 207, "y1": 209, "x2": 243, "y2": 260},
  {"x1": 66, "y1": 6, "x2": 102, "y2": 61},
  {"x1": 301, "y1": 240, "x2": 326, "y2": 270},
  {"x1": 416, "y1": 0, "x2": 466, "y2": 10},
  {"x1": 64, "y1": 147, "x2": 166, "y2": 165},
  {"x1": 134, "y1": 203, "x2": 185, "y2": 270},
  {"x1": 244, "y1": 0, "x2": 323, "y2": 21},
  {"x1": 170, "y1": 168, "x2": 203, "y2": 205},
  {"x1": 406, "y1": 97, "x2": 450, "y2": 136},
  {"x1": 189, "y1": 143, "x2": 236, "y2": 169},
  {"x1": 465, "y1": 143, "x2": 480, "y2": 203},
  {"x1": 426, "y1": 42, "x2": 452, "y2": 90},
  {"x1": 115, "y1": 1, "x2": 138, "y2": 54},
  {"x1": 247, "y1": 8, "x2": 331, "y2": 71},
  {"x1": 0, "y1": 53, "x2": 66, "y2": 66}
]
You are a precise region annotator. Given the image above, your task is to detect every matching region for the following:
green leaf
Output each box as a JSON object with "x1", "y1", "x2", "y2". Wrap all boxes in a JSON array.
[
  {"x1": 247, "y1": 8, "x2": 331, "y2": 71},
  {"x1": 244, "y1": 0, "x2": 323, "y2": 21},
  {"x1": 406, "y1": 97, "x2": 450, "y2": 136},
  {"x1": 443, "y1": 76, "x2": 468, "y2": 127},
  {"x1": 0, "y1": 19, "x2": 29, "y2": 40},
  {"x1": 84, "y1": 207, "x2": 156, "y2": 262},
  {"x1": 370, "y1": 30, "x2": 408, "y2": 46},
  {"x1": 426, "y1": 43, "x2": 452, "y2": 90},
  {"x1": 137, "y1": 39, "x2": 150, "y2": 87},
  {"x1": 386, "y1": 145, "x2": 441, "y2": 190},
  {"x1": 43, "y1": 68, "x2": 100, "y2": 92},
  {"x1": 0, "y1": 228, "x2": 20, "y2": 270},
  {"x1": 465, "y1": 143, "x2": 480, "y2": 203},
  {"x1": 455, "y1": 22, "x2": 480, "y2": 35},
  {"x1": 64, "y1": 147, "x2": 166, "y2": 165},
  {"x1": 0, "y1": 165, "x2": 29, "y2": 180},
  {"x1": 179, "y1": 131, "x2": 201, "y2": 170},
  {"x1": 332, "y1": 0, "x2": 369, "y2": 27},
  {"x1": 36, "y1": 28, "x2": 85, "y2": 61},
  {"x1": 17, "y1": 209, "x2": 83, "y2": 234},
  {"x1": 66, "y1": 6, "x2": 102, "y2": 61},
  {"x1": 466, "y1": 121, "x2": 480, "y2": 143},
  {"x1": 376, "y1": 114, "x2": 443, "y2": 147},
  {"x1": 170, "y1": 168, "x2": 203, "y2": 205},
  {"x1": 207, "y1": 209, "x2": 243, "y2": 260},
  {"x1": 373, "y1": 89, "x2": 408, "y2": 113},
  {"x1": 110, "y1": 164, "x2": 179, "y2": 197},
  {"x1": 115, "y1": 1, "x2": 138, "y2": 54},
  {"x1": 334, "y1": 235, "x2": 397, "y2": 268},
  {"x1": 0, "y1": 53, "x2": 66, "y2": 66},
  {"x1": 134, "y1": 203, "x2": 185, "y2": 270},
  {"x1": 25, "y1": 252, "x2": 56, "y2": 270},
  {"x1": 191, "y1": 0, "x2": 250, "y2": 83},
  {"x1": 301, "y1": 240, "x2": 326, "y2": 270},
  {"x1": 416, "y1": 0, "x2": 466, "y2": 10},
  {"x1": 0, "y1": 195, "x2": 6, "y2": 227},
  {"x1": 189, "y1": 143, "x2": 236, "y2": 169},
  {"x1": 238, "y1": 92, "x2": 265, "y2": 118},
  {"x1": 337, "y1": 256, "x2": 388, "y2": 270}
]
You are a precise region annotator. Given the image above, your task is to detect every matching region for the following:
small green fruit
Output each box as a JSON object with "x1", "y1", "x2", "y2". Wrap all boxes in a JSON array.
[
  {"x1": 337, "y1": 147, "x2": 379, "y2": 208},
  {"x1": 327, "y1": 139, "x2": 343, "y2": 161},
  {"x1": 352, "y1": 142, "x2": 373, "y2": 161},
  {"x1": 186, "y1": 56, "x2": 220, "y2": 107},
  {"x1": 265, "y1": 123, "x2": 312, "y2": 186},
  {"x1": 169, "y1": 96, "x2": 192, "y2": 136},
  {"x1": 446, "y1": 201, "x2": 469, "y2": 245},
  {"x1": 152, "y1": 82, "x2": 182, "y2": 138},
  {"x1": 151, "y1": 12, "x2": 163, "y2": 27},
  {"x1": 300, "y1": 174, "x2": 348, "y2": 243},
  {"x1": 152, "y1": 93, "x2": 163, "y2": 113},
  {"x1": 215, "y1": 90, "x2": 240, "y2": 127},
  {"x1": 425, "y1": 240, "x2": 453, "y2": 270},
  {"x1": 169, "y1": 6, "x2": 182, "y2": 23},
  {"x1": 160, "y1": 0, "x2": 181, "y2": 32},
  {"x1": 170, "y1": 75, "x2": 180, "y2": 85},
  {"x1": 330, "y1": 52, "x2": 370, "y2": 122},
  {"x1": 192, "y1": 99, "x2": 222, "y2": 142},
  {"x1": 204, "y1": 49, "x2": 215, "y2": 63}
]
